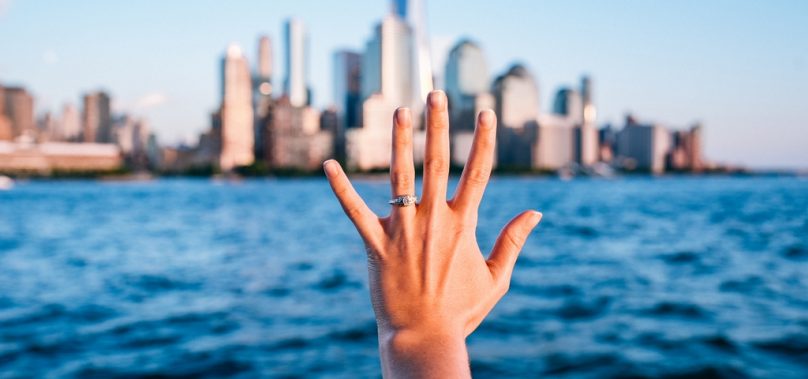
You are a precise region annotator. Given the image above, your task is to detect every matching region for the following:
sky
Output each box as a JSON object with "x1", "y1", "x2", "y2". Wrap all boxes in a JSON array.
[{"x1": 1, "y1": 0, "x2": 806, "y2": 169}]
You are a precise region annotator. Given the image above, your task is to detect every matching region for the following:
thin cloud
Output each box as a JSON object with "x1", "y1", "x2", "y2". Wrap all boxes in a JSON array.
[{"x1": 135, "y1": 92, "x2": 169, "y2": 110}]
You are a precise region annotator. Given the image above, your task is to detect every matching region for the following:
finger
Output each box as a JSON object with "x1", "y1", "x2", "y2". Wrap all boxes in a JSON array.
[
  {"x1": 390, "y1": 108, "x2": 415, "y2": 201},
  {"x1": 487, "y1": 211, "x2": 542, "y2": 286},
  {"x1": 421, "y1": 90, "x2": 450, "y2": 208},
  {"x1": 323, "y1": 160, "x2": 382, "y2": 242},
  {"x1": 452, "y1": 109, "x2": 496, "y2": 213}
]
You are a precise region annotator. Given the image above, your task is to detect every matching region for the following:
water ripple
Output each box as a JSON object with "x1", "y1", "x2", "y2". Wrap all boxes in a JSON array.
[{"x1": 0, "y1": 177, "x2": 806, "y2": 377}]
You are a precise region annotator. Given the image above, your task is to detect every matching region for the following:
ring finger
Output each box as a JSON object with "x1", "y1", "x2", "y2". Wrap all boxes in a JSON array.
[{"x1": 390, "y1": 107, "x2": 416, "y2": 216}]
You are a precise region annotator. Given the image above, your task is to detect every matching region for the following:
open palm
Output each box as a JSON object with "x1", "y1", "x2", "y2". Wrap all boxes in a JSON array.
[{"x1": 323, "y1": 90, "x2": 541, "y2": 378}]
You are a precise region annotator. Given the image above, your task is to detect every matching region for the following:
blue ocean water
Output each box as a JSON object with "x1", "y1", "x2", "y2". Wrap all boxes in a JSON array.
[{"x1": 0, "y1": 176, "x2": 807, "y2": 378}]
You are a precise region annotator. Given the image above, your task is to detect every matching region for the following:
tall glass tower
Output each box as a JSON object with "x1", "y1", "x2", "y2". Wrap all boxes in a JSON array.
[
  {"x1": 219, "y1": 44, "x2": 255, "y2": 171},
  {"x1": 492, "y1": 64, "x2": 539, "y2": 130},
  {"x1": 284, "y1": 18, "x2": 309, "y2": 107},
  {"x1": 393, "y1": 0, "x2": 433, "y2": 123},
  {"x1": 445, "y1": 39, "x2": 489, "y2": 130},
  {"x1": 362, "y1": 13, "x2": 413, "y2": 112},
  {"x1": 254, "y1": 36, "x2": 273, "y2": 117}
]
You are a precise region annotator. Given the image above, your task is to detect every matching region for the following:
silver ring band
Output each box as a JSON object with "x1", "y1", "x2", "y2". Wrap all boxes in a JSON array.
[{"x1": 389, "y1": 195, "x2": 417, "y2": 207}]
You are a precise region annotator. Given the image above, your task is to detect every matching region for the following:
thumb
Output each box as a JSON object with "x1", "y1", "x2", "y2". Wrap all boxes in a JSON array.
[{"x1": 487, "y1": 210, "x2": 542, "y2": 285}]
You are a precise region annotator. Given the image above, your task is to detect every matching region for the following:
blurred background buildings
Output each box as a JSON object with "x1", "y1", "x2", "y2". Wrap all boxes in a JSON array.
[{"x1": 0, "y1": 0, "x2": 711, "y2": 176}]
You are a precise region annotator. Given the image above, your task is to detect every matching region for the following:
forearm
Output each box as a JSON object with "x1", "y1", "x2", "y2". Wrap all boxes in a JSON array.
[{"x1": 378, "y1": 328, "x2": 471, "y2": 379}]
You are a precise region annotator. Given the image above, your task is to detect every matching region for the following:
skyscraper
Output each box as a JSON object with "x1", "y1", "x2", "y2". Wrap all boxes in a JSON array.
[
  {"x1": 265, "y1": 96, "x2": 333, "y2": 171},
  {"x1": 333, "y1": 50, "x2": 362, "y2": 129},
  {"x1": 2, "y1": 86, "x2": 35, "y2": 138},
  {"x1": 581, "y1": 75, "x2": 596, "y2": 126},
  {"x1": 346, "y1": 1, "x2": 436, "y2": 170},
  {"x1": 393, "y1": 0, "x2": 433, "y2": 112},
  {"x1": 492, "y1": 64, "x2": 540, "y2": 167},
  {"x1": 362, "y1": 13, "x2": 414, "y2": 110},
  {"x1": 553, "y1": 87, "x2": 583, "y2": 125},
  {"x1": 131, "y1": 118, "x2": 151, "y2": 169},
  {"x1": 667, "y1": 123, "x2": 704, "y2": 172},
  {"x1": 346, "y1": 93, "x2": 396, "y2": 170},
  {"x1": 492, "y1": 64, "x2": 539, "y2": 130},
  {"x1": 534, "y1": 113, "x2": 576, "y2": 170},
  {"x1": 254, "y1": 35, "x2": 273, "y2": 115},
  {"x1": 257, "y1": 35, "x2": 273, "y2": 83},
  {"x1": 575, "y1": 75, "x2": 599, "y2": 165},
  {"x1": 348, "y1": 9, "x2": 415, "y2": 170},
  {"x1": 82, "y1": 91, "x2": 111, "y2": 143},
  {"x1": 616, "y1": 116, "x2": 671, "y2": 174},
  {"x1": 112, "y1": 114, "x2": 136, "y2": 154},
  {"x1": 36, "y1": 111, "x2": 58, "y2": 141},
  {"x1": 254, "y1": 35, "x2": 274, "y2": 161},
  {"x1": 219, "y1": 44, "x2": 255, "y2": 171},
  {"x1": 284, "y1": 18, "x2": 309, "y2": 107},
  {"x1": 0, "y1": 86, "x2": 11, "y2": 141},
  {"x1": 689, "y1": 124, "x2": 704, "y2": 172},
  {"x1": 445, "y1": 39, "x2": 490, "y2": 131},
  {"x1": 333, "y1": 50, "x2": 362, "y2": 163},
  {"x1": 59, "y1": 103, "x2": 81, "y2": 141}
]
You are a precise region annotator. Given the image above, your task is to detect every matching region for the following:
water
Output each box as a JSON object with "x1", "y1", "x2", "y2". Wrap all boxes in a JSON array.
[{"x1": 0, "y1": 176, "x2": 807, "y2": 378}]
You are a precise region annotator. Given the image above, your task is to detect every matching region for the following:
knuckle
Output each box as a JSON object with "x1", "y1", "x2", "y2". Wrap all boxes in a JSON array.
[
  {"x1": 395, "y1": 130, "x2": 411, "y2": 144},
  {"x1": 346, "y1": 206, "x2": 364, "y2": 220},
  {"x1": 503, "y1": 230, "x2": 524, "y2": 251},
  {"x1": 452, "y1": 211, "x2": 477, "y2": 229},
  {"x1": 334, "y1": 184, "x2": 348, "y2": 196},
  {"x1": 335, "y1": 187, "x2": 353, "y2": 201},
  {"x1": 425, "y1": 157, "x2": 449, "y2": 175},
  {"x1": 429, "y1": 120, "x2": 447, "y2": 130},
  {"x1": 391, "y1": 171, "x2": 413, "y2": 189},
  {"x1": 465, "y1": 167, "x2": 490, "y2": 185}
]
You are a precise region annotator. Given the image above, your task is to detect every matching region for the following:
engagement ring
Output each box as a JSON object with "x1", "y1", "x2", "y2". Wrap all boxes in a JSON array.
[{"x1": 389, "y1": 195, "x2": 417, "y2": 207}]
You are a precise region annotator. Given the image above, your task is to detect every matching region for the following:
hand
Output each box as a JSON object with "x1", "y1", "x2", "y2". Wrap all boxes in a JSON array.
[{"x1": 324, "y1": 90, "x2": 542, "y2": 378}]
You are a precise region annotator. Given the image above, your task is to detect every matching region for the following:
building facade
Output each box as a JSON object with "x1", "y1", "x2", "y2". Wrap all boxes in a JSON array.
[
  {"x1": 82, "y1": 91, "x2": 112, "y2": 143},
  {"x1": 445, "y1": 39, "x2": 490, "y2": 132},
  {"x1": 219, "y1": 44, "x2": 255, "y2": 171},
  {"x1": 492, "y1": 64, "x2": 540, "y2": 167},
  {"x1": 575, "y1": 75, "x2": 599, "y2": 165},
  {"x1": 266, "y1": 97, "x2": 332, "y2": 170},
  {"x1": 1, "y1": 86, "x2": 35, "y2": 139},
  {"x1": 616, "y1": 119, "x2": 671, "y2": 174},
  {"x1": 284, "y1": 18, "x2": 309, "y2": 107},
  {"x1": 333, "y1": 50, "x2": 363, "y2": 129}
]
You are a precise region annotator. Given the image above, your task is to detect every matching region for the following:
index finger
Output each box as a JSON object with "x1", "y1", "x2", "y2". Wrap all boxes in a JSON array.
[{"x1": 323, "y1": 160, "x2": 383, "y2": 243}]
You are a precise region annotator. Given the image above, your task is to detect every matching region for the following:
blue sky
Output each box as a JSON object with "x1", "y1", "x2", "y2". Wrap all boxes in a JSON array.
[{"x1": 1, "y1": 0, "x2": 806, "y2": 168}]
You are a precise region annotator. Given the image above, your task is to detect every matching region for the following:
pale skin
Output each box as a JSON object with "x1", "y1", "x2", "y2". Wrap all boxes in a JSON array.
[{"x1": 323, "y1": 90, "x2": 542, "y2": 378}]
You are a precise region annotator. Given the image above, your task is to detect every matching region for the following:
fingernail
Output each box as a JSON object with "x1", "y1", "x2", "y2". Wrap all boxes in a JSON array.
[
  {"x1": 479, "y1": 109, "x2": 495, "y2": 129},
  {"x1": 396, "y1": 107, "x2": 410, "y2": 124},
  {"x1": 530, "y1": 211, "x2": 543, "y2": 224},
  {"x1": 323, "y1": 160, "x2": 339, "y2": 178},
  {"x1": 428, "y1": 90, "x2": 445, "y2": 109}
]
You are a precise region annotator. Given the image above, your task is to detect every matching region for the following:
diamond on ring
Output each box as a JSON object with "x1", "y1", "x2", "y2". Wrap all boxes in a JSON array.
[{"x1": 389, "y1": 195, "x2": 417, "y2": 207}]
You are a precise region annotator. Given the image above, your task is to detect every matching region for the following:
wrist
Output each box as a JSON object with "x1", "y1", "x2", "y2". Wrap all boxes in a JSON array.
[
  {"x1": 380, "y1": 326, "x2": 465, "y2": 352},
  {"x1": 378, "y1": 327, "x2": 470, "y2": 378}
]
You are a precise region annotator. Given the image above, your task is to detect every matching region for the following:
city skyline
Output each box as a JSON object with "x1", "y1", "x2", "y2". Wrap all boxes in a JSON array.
[{"x1": 1, "y1": 1, "x2": 806, "y2": 168}]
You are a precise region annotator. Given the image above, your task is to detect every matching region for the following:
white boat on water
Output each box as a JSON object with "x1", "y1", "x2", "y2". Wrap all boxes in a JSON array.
[{"x1": 0, "y1": 175, "x2": 14, "y2": 190}]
